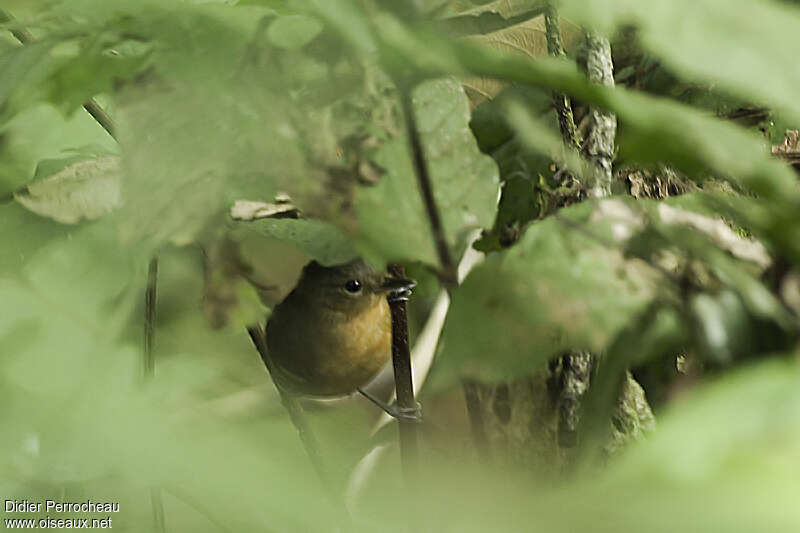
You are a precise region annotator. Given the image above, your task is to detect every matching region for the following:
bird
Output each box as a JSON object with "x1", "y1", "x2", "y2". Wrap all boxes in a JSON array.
[{"x1": 265, "y1": 259, "x2": 415, "y2": 398}]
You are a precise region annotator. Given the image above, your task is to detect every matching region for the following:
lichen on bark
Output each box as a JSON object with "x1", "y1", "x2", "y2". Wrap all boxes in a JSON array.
[{"x1": 583, "y1": 33, "x2": 617, "y2": 197}]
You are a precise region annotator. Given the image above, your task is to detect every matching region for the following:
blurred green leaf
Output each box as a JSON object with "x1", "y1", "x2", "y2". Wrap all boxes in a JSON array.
[
  {"x1": 439, "y1": 6, "x2": 548, "y2": 37},
  {"x1": 110, "y1": 3, "x2": 320, "y2": 248},
  {"x1": 42, "y1": 40, "x2": 149, "y2": 115},
  {"x1": 690, "y1": 291, "x2": 749, "y2": 365},
  {"x1": 244, "y1": 217, "x2": 358, "y2": 266},
  {"x1": 266, "y1": 14, "x2": 323, "y2": 49},
  {"x1": 117, "y1": 80, "x2": 311, "y2": 247},
  {"x1": 0, "y1": 217, "x2": 139, "y2": 399},
  {"x1": 4, "y1": 2, "x2": 800, "y2": 531},
  {"x1": 610, "y1": 356, "x2": 800, "y2": 488},
  {"x1": 0, "y1": 203, "x2": 71, "y2": 276},
  {"x1": 0, "y1": 104, "x2": 117, "y2": 196},
  {"x1": 0, "y1": 40, "x2": 54, "y2": 117},
  {"x1": 308, "y1": 0, "x2": 376, "y2": 53},
  {"x1": 433, "y1": 199, "x2": 657, "y2": 388},
  {"x1": 355, "y1": 77, "x2": 499, "y2": 266}
]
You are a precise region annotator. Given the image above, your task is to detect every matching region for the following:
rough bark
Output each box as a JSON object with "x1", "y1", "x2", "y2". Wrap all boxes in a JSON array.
[
  {"x1": 583, "y1": 34, "x2": 617, "y2": 197},
  {"x1": 544, "y1": 5, "x2": 582, "y2": 151}
]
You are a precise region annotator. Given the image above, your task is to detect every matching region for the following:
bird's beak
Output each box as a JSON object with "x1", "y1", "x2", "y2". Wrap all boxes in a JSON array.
[{"x1": 380, "y1": 276, "x2": 417, "y2": 293}]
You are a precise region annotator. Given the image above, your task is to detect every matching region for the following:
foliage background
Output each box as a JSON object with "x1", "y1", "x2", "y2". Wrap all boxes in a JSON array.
[{"x1": 2, "y1": 0, "x2": 800, "y2": 531}]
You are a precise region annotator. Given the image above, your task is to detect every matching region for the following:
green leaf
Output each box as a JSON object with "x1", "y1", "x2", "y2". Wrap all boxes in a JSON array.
[
  {"x1": 473, "y1": 173, "x2": 540, "y2": 252},
  {"x1": 0, "y1": 104, "x2": 117, "y2": 196},
  {"x1": 43, "y1": 40, "x2": 150, "y2": 115},
  {"x1": 0, "y1": 216, "x2": 139, "y2": 395},
  {"x1": 308, "y1": 0, "x2": 376, "y2": 53},
  {"x1": 432, "y1": 199, "x2": 657, "y2": 388},
  {"x1": 0, "y1": 203, "x2": 72, "y2": 276},
  {"x1": 626, "y1": 212, "x2": 793, "y2": 333},
  {"x1": 117, "y1": 82, "x2": 312, "y2": 247},
  {"x1": 266, "y1": 15, "x2": 323, "y2": 49},
  {"x1": 355, "y1": 78, "x2": 499, "y2": 266},
  {"x1": 612, "y1": 357, "x2": 800, "y2": 485},
  {"x1": 0, "y1": 40, "x2": 54, "y2": 117},
  {"x1": 690, "y1": 291, "x2": 749, "y2": 365},
  {"x1": 111, "y1": 4, "x2": 319, "y2": 248},
  {"x1": 243, "y1": 218, "x2": 358, "y2": 266},
  {"x1": 14, "y1": 156, "x2": 121, "y2": 224}
]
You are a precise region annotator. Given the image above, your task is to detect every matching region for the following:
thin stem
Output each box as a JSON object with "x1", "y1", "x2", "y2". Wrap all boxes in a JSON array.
[
  {"x1": 399, "y1": 89, "x2": 458, "y2": 287},
  {"x1": 246, "y1": 325, "x2": 348, "y2": 518},
  {"x1": 81, "y1": 99, "x2": 117, "y2": 141},
  {"x1": 246, "y1": 326, "x2": 324, "y2": 472},
  {"x1": 583, "y1": 33, "x2": 617, "y2": 197},
  {"x1": 144, "y1": 256, "x2": 158, "y2": 378},
  {"x1": 387, "y1": 264, "x2": 419, "y2": 478},
  {"x1": 544, "y1": 4, "x2": 581, "y2": 150},
  {"x1": 0, "y1": 9, "x2": 117, "y2": 140},
  {"x1": 142, "y1": 256, "x2": 165, "y2": 532}
]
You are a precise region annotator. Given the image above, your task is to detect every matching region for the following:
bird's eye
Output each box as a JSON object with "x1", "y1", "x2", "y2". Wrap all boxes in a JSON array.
[{"x1": 344, "y1": 279, "x2": 362, "y2": 293}]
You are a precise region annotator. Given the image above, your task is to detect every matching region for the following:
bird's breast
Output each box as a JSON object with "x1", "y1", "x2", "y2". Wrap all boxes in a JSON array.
[{"x1": 266, "y1": 296, "x2": 393, "y2": 396}]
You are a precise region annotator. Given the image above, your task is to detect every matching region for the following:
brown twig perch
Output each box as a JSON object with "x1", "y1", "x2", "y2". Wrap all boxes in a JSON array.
[
  {"x1": 387, "y1": 264, "x2": 419, "y2": 478},
  {"x1": 399, "y1": 89, "x2": 458, "y2": 287}
]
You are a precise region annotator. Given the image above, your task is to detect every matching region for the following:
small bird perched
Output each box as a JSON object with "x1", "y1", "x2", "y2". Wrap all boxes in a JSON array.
[{"x1": 265, "y1": 259, "x2": 415, "y2": 397}]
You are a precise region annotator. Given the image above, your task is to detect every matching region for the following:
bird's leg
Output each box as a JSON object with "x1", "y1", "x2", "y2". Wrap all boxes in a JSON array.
[{"x1": 358, "y1": 388, "x2": 422, "y2": 423}]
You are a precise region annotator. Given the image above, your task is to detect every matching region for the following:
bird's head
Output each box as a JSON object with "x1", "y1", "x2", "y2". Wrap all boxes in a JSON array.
[{"x1": 296, "y1": 259, "x2": 415, "y2": 312}]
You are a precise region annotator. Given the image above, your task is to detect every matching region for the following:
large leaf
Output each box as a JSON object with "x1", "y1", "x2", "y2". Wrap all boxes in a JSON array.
[
  {"x1": 458, "y1": 9, "x2": 582, "y2": 105},
  {"x1": 266, "y1": 14, "x2": 323, "y2": 49},
  {"x1": 112, "y1": 4, "x2": 318, "y2": 247},
  {"x1": 0, "y1": 214, "x2": 140, "y2": 399},
  {"x1": 355, "y1": 78, "x2": 499, "y2": 266},
  {"x1": 432, "y1": 199, "x2": 657, "y2": 388},
  {"x1": 0, "y1": 103, "x2": 117, "y2": 196},
  {"x1": 0, "y1": 39, "x2": 54, "y2": 118},
  {"x1": 117, "y1": 81, "x2": 310, "y2": 247},
  {"x1": 244, "y1": 217, "x2": 358, "y2": 266}
]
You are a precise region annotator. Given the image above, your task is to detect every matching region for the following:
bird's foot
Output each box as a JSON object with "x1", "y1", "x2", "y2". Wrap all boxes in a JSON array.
[
  {"x1": 358, "y1": 388, "x2": 422, "y2": 423},
  {"x1": 387, "y1": 286, "x2": 413, "y2": 303}
]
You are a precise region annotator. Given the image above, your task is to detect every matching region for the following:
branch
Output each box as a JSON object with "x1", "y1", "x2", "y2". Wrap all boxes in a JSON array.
[
  {"x1": 387, "y1": 264, "x2": 419, "y2": 478},
  {"x1": 0, "y1": 9, "x2": 117, "y2": 141},
  {"x1": 141, "y1": 256, "x2": 165, "y2": 532},
  {"x1": 399, "y1": 88, "x2": 458, "y2": 287},
  {"x1": 544, "y1": 4, "x2": 582, "y2": 151},
  {"x1": 583, "y1": 33, "x2": 617, "y2": 197},
  {"x1": 144, "y1": 256, "x2": 159, "y2": 378}
]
